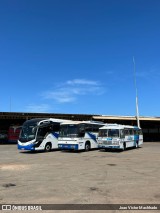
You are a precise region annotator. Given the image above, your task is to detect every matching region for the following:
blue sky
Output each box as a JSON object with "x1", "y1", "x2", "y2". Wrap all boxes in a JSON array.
[{"x1": 0, "y1": 0, "x2": 160, "y2": 116}]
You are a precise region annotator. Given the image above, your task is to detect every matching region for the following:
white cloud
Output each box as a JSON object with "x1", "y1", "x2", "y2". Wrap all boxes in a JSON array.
[
  {"x1": 136, "y1": 68, "x2": 160, "y2": 79},
  {"x1": 44, "y1": 90, "x2": 76, "y2": 103},
  {"x1": 42, "y1": 79, "x2": 104, "y2": 103},
  {"x1": 66, "y1": 79, "x2": 99, "y2": 86},
  {"x1": 25, "y1": 104, "x2": 50, "y2": 112}
]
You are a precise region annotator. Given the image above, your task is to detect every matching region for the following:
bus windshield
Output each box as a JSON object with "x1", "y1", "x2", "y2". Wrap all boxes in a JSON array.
[
  {"x1": 108, "y1": 129, "x2": 119, "y2": 137},
  {"x1": 59, "y1": 124, "x2": 79, "y2": 137},
  {"x1": 19, "y1": 124, "x2": 37, "y2": 142},
  {"x1": 99, "y1": 129, "x2": 119, "y2": 138},
  {"x1": 99, "y1": 129, "x2": 107, "y2": 137}
]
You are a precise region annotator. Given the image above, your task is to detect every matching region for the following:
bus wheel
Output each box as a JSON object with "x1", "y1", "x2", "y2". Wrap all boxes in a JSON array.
[
  {"x1": 85, "y1": 142, "x2": 90, "y2": 151},
  {"x1": 45, "y1": 143, "x2": 52, "y2": 152},
  {"x1": 122, "y1": 142, "x2": 126, "y2": 151}
]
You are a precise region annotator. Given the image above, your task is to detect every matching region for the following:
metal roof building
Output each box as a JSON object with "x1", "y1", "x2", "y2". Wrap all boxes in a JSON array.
[{"x1": 0, "y1": 112, "x2": 160, "y2": 142}]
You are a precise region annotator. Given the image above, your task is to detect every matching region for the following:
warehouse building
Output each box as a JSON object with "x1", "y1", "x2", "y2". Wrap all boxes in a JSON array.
[{"x1": 0, "y1": 112, "x2": 160, "y2": 142}]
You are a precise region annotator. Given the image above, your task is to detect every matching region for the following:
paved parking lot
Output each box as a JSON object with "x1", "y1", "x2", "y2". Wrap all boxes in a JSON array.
[{"x1": 0, "y1": 142, "x2": 160, "y2": 212}]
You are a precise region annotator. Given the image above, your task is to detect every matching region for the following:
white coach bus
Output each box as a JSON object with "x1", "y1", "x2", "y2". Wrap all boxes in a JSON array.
[
  {"x1": 58, "y1": 121, "x2": 104, "y2": 151},
  {"x1": 18, "y1": 118, "x2": 70, "y2": 152},
  {"x1": 98, "y1": 124, "x2": 143, "y2": 151}
]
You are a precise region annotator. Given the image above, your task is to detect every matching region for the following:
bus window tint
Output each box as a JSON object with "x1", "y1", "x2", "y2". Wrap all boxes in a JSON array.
[
  {"x1": 120, "y1": 130, "x2": 125, "y2": 138},
  {"x1": 60, "y1": 125, "x2": 78, "y2": 137},
  {"x1": 129, "y1": 129, "x2": 133, "y2": 135},
  {"x1": 37, "y1": 126, "x2": 49, "y2": 138},
  {"x1": 92, "y1": 125, "x2": 102, "y2": 132},
  {"x1": 108, "y1": 129, "x2": 119, "y2": 137},
  {"x1": 53, "y1": 123, "x2": 60, "y2": 132},
  {"x1": 79, "y1": 124, "x2": 85, "y2": 137},
  {"x1": 124, "y1": 129, "x2": 129, "y2": 135},
  {"x1": 99, "y1": 129, "x2": 107, "y2": 137},
  {"x1": 59, "y1": 125, "x2": 67, "y2": 137},
  {"x1": 85, "y1": 124, "x2": 92, "y2": 132},
  {"x1": 68, "y1": 125, "x2": 78, "y2": 136},
  {"x1": 20, "y1": 125, "x2": 36, "y2": 141}
]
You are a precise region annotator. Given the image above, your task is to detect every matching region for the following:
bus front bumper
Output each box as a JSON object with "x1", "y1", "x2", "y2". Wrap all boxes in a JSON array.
[
  {"x1": 58, "y1": 144, "x2": 79, "y2": 150},
  {"x1": 98, "y1": 145, "x2": 121, "y2": 149},
  {"x1": 18, "y1": 143, "x2": 35, "y2": 151}
]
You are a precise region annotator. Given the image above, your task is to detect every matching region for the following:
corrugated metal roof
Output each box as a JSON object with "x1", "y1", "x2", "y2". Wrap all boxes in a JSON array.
[{"x1": 93, "y1": 115, "x2": 160, "y2": 121}]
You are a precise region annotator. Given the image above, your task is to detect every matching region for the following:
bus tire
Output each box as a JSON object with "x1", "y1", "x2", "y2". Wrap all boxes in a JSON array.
[
  {"x1": 85, "y1": 142, "x2": 90, "y2": 151},
  {"x1": 122, "y1": 142, "x2": 126, "y2": 151},
  {"x1": 45, "y1": 143, "x2": 52, "y2": 152}
]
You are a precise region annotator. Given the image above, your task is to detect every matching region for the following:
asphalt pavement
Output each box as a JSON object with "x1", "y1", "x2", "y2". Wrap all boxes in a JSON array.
[{"x1": 0, "y1": 142, "x2": 160, "y2": 212}]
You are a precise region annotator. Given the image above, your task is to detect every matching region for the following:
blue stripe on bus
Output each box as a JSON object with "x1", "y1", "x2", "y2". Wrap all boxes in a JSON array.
[
  {"x1": 87, "y1": 132, "x2": 97, "y2": 142},
  {"x1": 18, "y1": 143, "x2": 35, "y2": 151},
  {"x1": 51, "y1": 132, "x2": 59, "y2": 139}
]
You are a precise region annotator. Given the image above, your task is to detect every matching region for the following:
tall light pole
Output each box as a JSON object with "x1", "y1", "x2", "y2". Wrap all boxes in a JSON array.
[{"x1": 133, "y1": 57, "x2": 140, "y2": 128}]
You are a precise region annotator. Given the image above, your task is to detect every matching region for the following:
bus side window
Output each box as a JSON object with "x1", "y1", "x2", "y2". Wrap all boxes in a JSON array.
[
  {"x1": 53, "y1": 123, "x2": 60, "y2": 132},
  {"x1": 79, "y1": 124, "x2": 85, "y2": 137},
  {"x1": 120, "y1": 130, "x2": 125, "y2": 138},
  {"x1": 85, "y1": 124, "x2": 92, "y2": 132},
  {"x1": 92, "y1": 125, "x2": 100, "y2": 132},
  {"x1": 37, "y1": 126, "x2": 49, "y2": 139},
  {"x1": 129, "y1": 129, "x2": 133, "y2": 135},
  {"x1": 124, "y1": 129, "x2": 129, "y2": 135}
]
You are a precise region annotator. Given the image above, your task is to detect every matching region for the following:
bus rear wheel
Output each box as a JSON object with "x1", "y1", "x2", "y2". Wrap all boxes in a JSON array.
[
  {"x1": 85, "y1": 142, "x2": 90, "y2": 151},
  {"x1": 45, "y1": 143, "x2": 52, "y2": 152}
]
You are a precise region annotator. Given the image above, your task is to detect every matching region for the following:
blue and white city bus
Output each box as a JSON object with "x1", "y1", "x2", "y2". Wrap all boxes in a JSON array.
[
  {"x1": 58, "y1": 121, "x2": 104, "y2": 151},
  {"x1": 18, "y1": 118, "x2": 70, "y2": 152},
  {"x1": 98, "y1": 124, "x2": 143, "y2": 151}
]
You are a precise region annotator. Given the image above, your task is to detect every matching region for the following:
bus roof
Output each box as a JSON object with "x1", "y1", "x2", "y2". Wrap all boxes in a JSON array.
[
  {"x1": 23, "y1": 118, "x2": 71, "y2": 126},
  {"x1": 48, "y1": 118, "x2": 71, "y2": 123},
  {"x1": 60, "y1": 120, "x2": 104, "y2": 125},
  {"x1": 99, "y1": 124, "x2": 140, "y2": 130}
]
